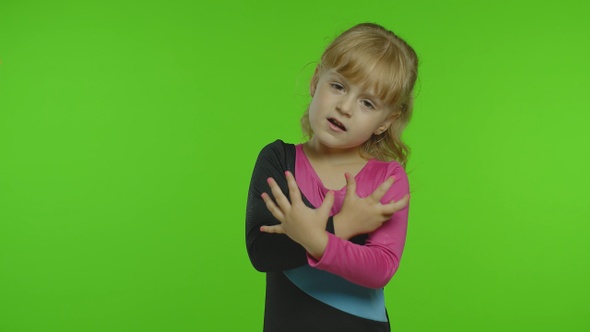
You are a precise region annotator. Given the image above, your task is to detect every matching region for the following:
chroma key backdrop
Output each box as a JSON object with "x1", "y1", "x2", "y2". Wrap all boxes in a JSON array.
[{"x1": 1, "y1": 0, "x2": 589, "y2": 331}]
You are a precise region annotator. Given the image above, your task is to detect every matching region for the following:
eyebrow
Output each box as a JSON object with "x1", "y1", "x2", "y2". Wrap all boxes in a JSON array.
[{"x1": 330, "y1": 71, "x2": 380, "y2": 99}]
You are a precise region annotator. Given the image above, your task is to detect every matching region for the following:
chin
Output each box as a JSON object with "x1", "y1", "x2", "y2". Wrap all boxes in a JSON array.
[{"x1": 316, "y1": 137, "x2": 356, "y2": 150}]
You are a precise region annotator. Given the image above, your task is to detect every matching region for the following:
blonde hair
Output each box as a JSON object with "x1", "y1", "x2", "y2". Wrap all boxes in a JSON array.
[{"x1": 301, "y1": 23, "x2": 418, "y2": 166}]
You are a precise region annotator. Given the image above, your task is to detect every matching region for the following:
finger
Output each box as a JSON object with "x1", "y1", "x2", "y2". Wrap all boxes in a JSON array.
[
  {"x1": 285, "y1": 171, "x2": 302, "y2": 203},
  {"x1": 261, "y1": 192, "x2": 285, "y2": 221},
  {"x1": 382, "y1": 194, "x2": 410, "y2": 215},
  {"x1": 267, "y1": 177, "x2": 291, "y2": 211},
  {"x1": 260, "y1": 224, "x2": 286, "y2": 234},
  {"x1": 318, "y1": 190, "x2": 335, "y2": 216},
  {"x1": 370, "y1": 175, "x2": 395, "y2": 202},
  {"x1": 344, "y1": 173, "x2": 357, "y2": 199}
]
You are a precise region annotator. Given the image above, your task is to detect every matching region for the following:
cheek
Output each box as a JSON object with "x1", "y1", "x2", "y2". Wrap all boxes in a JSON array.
[{"x1": 308, "y1": 98, "x2": 322, "y2": 120}]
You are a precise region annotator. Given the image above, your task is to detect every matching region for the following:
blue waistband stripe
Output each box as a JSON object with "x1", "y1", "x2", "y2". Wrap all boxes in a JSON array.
[{"x1": 284, "y1": 265, "x2": 387, "y2": 322}]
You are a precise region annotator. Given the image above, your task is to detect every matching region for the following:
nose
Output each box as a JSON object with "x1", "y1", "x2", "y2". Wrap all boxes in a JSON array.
[{"x1": 336, "y1": 96, "x2": 354, "y2": 117}]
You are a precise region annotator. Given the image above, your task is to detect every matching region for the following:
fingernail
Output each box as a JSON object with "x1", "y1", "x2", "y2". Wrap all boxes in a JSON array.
[
  {"x1": 267, "y1": 177, "x2": 272, "y2": 183},
  {"x1": 285, "y1": 171, "x2": 290, "y2": 177}
]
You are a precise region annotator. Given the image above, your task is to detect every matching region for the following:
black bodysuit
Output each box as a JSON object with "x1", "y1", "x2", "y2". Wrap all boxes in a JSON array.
[{"x1": 246, "y1": 141, "x2": 393, "y2": 332}]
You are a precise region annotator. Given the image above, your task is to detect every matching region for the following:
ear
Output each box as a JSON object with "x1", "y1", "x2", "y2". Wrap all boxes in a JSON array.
[
  {"x1": 374, "y1": 112, "x2": 401, "y2": 135},
  {"x1": 310, "y1": 66, "x2": 320, "y2": 97}
]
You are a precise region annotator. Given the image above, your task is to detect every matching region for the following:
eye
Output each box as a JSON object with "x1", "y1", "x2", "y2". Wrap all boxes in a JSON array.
[
  {"x1": 331, "y1": 83, "x2": 345, "y2": 91},
  {"x1": 361, "y1": 100, "x2": 376, "y2": 109}
]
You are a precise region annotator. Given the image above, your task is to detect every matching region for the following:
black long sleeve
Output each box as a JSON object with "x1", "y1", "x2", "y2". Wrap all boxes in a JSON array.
[{"x1": 245, "y1": 140, "x2": 334, "y2": 272}]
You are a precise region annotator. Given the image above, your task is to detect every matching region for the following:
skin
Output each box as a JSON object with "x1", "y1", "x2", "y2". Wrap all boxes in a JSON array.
[
  {"x1": 306, "y1": 69, "x2": 396, "y2": 157},
  {"x1": 260, "y1": 69, "x2": 410, "y2": 260}
]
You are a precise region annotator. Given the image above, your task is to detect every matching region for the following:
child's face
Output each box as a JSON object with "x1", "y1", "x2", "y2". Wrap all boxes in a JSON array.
[{"x1": 308, "y1": 69, "x2": 396, "y2": 151}]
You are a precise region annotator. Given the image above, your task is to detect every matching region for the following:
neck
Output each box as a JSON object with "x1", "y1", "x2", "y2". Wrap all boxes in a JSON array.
[{"x1": 303, "y1": 138, "x2": 365, "y2": 165}]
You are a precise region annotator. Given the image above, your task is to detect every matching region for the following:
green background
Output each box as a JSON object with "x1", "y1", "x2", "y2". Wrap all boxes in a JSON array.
[{"x1": 1, "y1": 0, "x2": 589, "y2": 331}]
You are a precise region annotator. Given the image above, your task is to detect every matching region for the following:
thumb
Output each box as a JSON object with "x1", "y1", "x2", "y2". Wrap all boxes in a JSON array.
[
  {"x1": 318, "y1": 190, "x2": 335, "y2": 216},
  {"x1": 260, "y1": 224, "x2": 286, "y2": 234},
  {"x1": 344, "y1": 173, "x2": 357, "y2": 198}
]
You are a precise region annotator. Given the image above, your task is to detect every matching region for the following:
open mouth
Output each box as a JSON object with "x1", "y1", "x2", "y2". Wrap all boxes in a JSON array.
[{"x1": 328, "y1": 118, "x2": 346, "y2": 131}]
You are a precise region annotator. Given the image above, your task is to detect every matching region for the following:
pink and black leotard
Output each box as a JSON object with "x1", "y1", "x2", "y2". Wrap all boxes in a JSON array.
[{"x1": 246, "y1": 140, "x2": 409, "y2": 332}]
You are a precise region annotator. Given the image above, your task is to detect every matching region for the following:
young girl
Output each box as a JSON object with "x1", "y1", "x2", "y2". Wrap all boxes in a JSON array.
[{"x1": 245, "y1": 23, "x2": 418, "y2": 332}]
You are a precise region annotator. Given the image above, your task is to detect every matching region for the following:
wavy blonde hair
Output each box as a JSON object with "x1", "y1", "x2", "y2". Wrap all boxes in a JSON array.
[{"x1": 301, "y1": 23, "x2": 418, "y2": 166}]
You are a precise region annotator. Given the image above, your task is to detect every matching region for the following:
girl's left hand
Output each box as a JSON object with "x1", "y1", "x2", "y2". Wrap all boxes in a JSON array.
[{"x1": 260, "y1": 171, "x2": 334, "y2": 259}]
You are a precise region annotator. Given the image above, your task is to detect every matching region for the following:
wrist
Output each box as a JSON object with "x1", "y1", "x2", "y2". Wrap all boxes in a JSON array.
[
  {"x1": 333, "y1": 213, "x2": 355, "y2": 240},
  {"x1": 303, "y1": 230, "x2": 328, "y2": 261}
]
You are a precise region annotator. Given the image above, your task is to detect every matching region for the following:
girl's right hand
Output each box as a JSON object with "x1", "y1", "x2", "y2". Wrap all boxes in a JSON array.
[{"x1": 333, "y1": 173, "x2": 409, "y2": 240}]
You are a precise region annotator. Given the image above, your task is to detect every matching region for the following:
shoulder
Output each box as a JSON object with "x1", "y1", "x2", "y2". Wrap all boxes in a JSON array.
[
  {"x1": 367, "y1": 159, "x2": 408, "y2": 181},
  {"x1": 257, "y1": 139, "x2": 295, "y2": 158},
  {"x1": 260, "y1": 139, "x2": 291, "y2": 152},
  {"x1": 253, "y1": 140, "x2": 297, "y2": 172},
  {"x1": 360, "y1": 159, "x2": 409, "y2": 198}
]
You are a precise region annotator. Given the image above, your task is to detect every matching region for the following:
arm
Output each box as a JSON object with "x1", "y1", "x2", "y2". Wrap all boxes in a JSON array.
[
  {"x1": 307, "y1": 164, "x2": 410, "y2": 289},
  {"x1": 245, "y1": 141, "x2": 335, "y2": 272}
]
